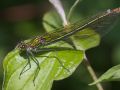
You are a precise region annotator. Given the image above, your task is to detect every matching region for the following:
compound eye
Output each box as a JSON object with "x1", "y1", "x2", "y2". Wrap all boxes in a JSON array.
[
  {"x1": 22, "y1": 45, "x2": 25, "y2": 48},
  {"x1": 18, "y1": 44, "x2": 25, "y2": 49}
]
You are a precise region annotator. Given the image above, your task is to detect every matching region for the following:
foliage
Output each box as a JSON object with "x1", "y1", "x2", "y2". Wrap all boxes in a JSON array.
[{"x1": 0, "y1": 0, "x2": 120, "y2": 90}]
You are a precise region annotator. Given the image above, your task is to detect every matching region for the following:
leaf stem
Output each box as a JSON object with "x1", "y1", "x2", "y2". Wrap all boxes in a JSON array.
[
  {"x1": 67, "y1": 0, "x2": 81, "y2": 21},
  {"x1": 83, "y1": 56, "x2": 104, "y2": 90}
]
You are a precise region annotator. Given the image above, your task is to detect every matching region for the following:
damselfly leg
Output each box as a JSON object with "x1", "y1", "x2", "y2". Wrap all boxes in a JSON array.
[
  {"x1": 39, "y1": 55, "x2": 70, "y2": 72},
  {"x1": 19, "y1": 50, "x2": 40, "y2": 80},
  {"x1": 19, "y1": 51, "x2": 31, "y2": 79},
  {"x1": 33, "y1": 47, "x2": 72, "y2": 72},
  {"x1": 19, "y1": 47, "x2": 71, "y2": 85},
  {"x1": 29, "y1": 51, "x2": 40, "y2": 86},
  {"x1": 29, "y1": 51, "x2": 40, "y2": 70},
  {"x1": 32, "y1": 54, "x2": 71, "y2": 86}
]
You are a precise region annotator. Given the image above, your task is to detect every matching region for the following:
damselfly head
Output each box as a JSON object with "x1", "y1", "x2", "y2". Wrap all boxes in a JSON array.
[{"x1": 16, "y1": 41, "x2": 27, "y2": 50}]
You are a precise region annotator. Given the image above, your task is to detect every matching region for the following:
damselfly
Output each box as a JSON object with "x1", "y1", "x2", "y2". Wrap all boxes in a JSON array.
[{"x1": 16, "y1": 7, "x2": 120, "y2": 82}]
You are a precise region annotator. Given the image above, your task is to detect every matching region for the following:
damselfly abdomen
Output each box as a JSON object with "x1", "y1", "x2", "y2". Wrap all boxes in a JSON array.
[{"x1": 16, "y1": 7, "x2": 120, "y2": 83}]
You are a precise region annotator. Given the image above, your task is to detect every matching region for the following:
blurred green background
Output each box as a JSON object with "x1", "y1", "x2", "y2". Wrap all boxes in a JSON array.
[{"x1": 0, "y1": 0, "x2": 120, "y2": 90}]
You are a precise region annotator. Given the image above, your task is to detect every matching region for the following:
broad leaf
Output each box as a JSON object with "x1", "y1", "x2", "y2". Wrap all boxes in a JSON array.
[
  {"x1": 71, "y1": 28, "x2": 100, "y2": 50},
  {"x1": 90, "y1": 64, "x2": 120, "y2": 85},
  {"x1": 43, "y1": 10, "x2": 62, "y2": 32},
  {"x1": 3, "y1": 42, "x2": 84, "y2": 90}
]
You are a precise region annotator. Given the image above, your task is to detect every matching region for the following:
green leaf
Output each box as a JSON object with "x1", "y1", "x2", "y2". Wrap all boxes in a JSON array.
[
  {"x1": 90, "y1": 64, "x2": 120, "y2": 85},
  {"x1": 3, "y1": 42, "x2": 84, "y2": 90},
  {"x1": 72, "y1": 29, "x2": 100, "y2": 51},
  {"x1": 43, "y1": 10, "x2": 62, "y2": 32},
  {"x1": 43, "y1": 11, "x2": 100, "y2": 50},
  {"x1": 71, "y1": 28, "x2": 100, "y2": 50}
]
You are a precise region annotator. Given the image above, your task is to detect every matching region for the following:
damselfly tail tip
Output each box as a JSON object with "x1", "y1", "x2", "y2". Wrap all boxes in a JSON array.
[{"x1": 112, "y1": 7, "x2": 120, "y2": 13}]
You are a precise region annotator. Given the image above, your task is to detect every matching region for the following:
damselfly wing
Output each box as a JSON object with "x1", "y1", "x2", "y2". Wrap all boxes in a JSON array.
[{"x1": 17, "y1": 8, "x2": 120, "y2": 49}]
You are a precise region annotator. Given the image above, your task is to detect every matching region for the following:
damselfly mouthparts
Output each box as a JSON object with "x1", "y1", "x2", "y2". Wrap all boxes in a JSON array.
[{"x1": 16, "y1": 7, "x2": 120, "y2": 83}]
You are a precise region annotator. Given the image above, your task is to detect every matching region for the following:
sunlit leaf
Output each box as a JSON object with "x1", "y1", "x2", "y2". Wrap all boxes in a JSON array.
[
  {"x1": 43, "y1": 10, "x2": 62, "y2": 32},
  {"x1": 3, "y1": 42, "x2": 84, "y2": 90},
  {"x1": 90, "y1": 64, "x2": 120, "y2": 85},
  {"x1": 71, "y1": 28, "x2": 100, "y2": 50}
]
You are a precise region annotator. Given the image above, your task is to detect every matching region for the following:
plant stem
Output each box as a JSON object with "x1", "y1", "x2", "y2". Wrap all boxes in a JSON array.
[
  {"x1": 67, "y1": 0, "x2": 81, "y2": 21},
  {"x1": 83, "y1": 56, "x2": 104, "y2": 90}
]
